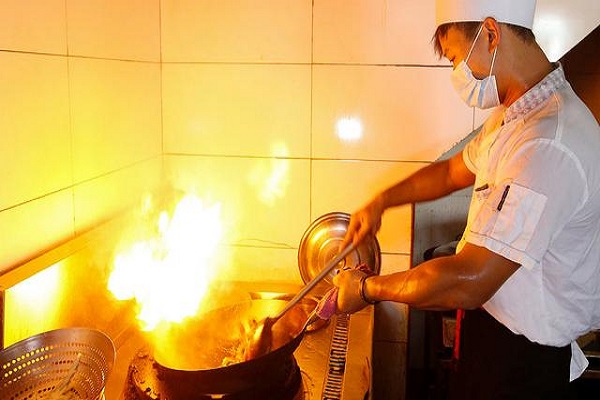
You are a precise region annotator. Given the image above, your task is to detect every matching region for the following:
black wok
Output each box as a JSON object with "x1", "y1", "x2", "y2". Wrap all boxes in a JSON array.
[{"x1": 150, "y1": 298, "x2": 311, "y2": 395}]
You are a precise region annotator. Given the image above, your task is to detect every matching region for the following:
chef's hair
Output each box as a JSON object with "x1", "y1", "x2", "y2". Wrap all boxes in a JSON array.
[{"x1": 432, "y1": 20, "x2": 536, "y2": 59}]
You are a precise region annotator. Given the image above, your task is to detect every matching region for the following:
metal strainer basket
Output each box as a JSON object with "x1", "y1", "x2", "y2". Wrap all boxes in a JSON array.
[{"x1": 0, "y1": 327, "x2": 115, "y2": 400}]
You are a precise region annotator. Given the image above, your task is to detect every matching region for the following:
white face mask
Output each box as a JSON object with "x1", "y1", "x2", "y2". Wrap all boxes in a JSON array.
[{"x1": 450, "y1": 24, "x2": 500, "y2": 109}]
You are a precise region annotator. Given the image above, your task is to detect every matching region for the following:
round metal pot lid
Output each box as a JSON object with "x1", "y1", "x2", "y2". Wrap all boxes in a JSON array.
[{"x1": 298, "y1": 212, "x2": 381, "y2": 296}]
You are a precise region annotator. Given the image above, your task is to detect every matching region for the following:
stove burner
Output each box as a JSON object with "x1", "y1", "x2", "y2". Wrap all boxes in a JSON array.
[{"x1": 122, "y1": 348, "x2": 303, "y2": 400}]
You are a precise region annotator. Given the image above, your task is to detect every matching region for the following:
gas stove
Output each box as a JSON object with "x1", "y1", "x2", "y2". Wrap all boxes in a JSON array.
[
  {"x1": 0, "y1": 217, "x2": 374, "y2": 400},
  {"x1": 102, "y1": 283, "x2": 373, "y2": 400},
  {"x1": 123, "y1": 347, "x2": 303, "y2": 399}
]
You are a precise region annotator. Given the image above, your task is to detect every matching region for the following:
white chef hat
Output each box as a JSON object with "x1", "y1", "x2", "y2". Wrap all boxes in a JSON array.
[{"x1": 436, "y1": 0, "x2": 537, "y2": 30}]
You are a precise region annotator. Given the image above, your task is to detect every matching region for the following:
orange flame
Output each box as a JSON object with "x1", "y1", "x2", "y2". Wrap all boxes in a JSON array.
[{"x1": 108, "y1": 194, "x2": 223, "y2": 331}]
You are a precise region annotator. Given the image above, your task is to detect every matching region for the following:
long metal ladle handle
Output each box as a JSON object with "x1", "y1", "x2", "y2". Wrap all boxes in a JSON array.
[{"x1": 271, "y1": 242, "x2": 358, "y2": 320}]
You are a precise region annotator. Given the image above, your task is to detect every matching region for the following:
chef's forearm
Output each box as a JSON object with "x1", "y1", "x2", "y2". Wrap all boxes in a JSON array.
[{"x1": 363, "y1": 256, "x2": 480, "y2": 310}]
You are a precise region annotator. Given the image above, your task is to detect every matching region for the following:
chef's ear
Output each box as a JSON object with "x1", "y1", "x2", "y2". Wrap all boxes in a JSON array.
[{"x1": 482, "y1": 17, "x2": 501, "y2": 52}]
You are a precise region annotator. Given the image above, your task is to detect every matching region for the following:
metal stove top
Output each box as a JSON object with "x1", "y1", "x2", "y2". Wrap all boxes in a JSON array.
[{"x1": 104, "y1": 282, "x2": 373, "y2": 400}]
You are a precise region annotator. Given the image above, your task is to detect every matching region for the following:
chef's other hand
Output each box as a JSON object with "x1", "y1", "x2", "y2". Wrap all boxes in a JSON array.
[
  {"x1": 341, "y1": 197, "x2": 384, "y2": 250},
  {"x1": 333, "y1": 269, "x2": 373, "y2": 314}
]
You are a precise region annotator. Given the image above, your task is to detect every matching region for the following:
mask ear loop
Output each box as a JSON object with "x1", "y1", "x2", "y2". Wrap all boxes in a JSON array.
[
  {"x1": 488, "y1": 45, "x2": 498, "y2": 77},
  {"x1": 465, "y1": 24, "x2": 485, "y2": 62}
]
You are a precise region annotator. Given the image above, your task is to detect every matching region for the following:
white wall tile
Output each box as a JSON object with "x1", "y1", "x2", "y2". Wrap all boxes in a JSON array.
[
  {"x1": 70, "y1": 58, "x2": 162, "y2": 183},
  {"x1": 0, "y1": 0, "x2": 484, "y2": 298},
  {"x1": 380, "y1": 253, "x2": 411, "y2": 274},
  {"x1": 314, "y1": 0, "x2": 442, "y2": 65},
  {"x1": 0, "y1": 53, "x2": 71, "y2": 210},
  {"x1": 0, "y1": 0, "x2": 67, "y2": 54},
  {"x1": 67, "y1": 0, "x2": 160, "y2": 61},
  {"x1": 0, "y1": 190, "x2": 74, "y2": 273},
  {"x1": 312, "y1": 160, "x2": 427, "y2": 254},
  {"x1": 73, "y1": 158, "x2": 163, "y2": 234},
  {"x1": 216, "y1": 246, "x2": 303, "y2": 284},
  {"x1": 161, "y1": 0, "x2": 312, "y2": 63},
  {"x1": 164, "y1": 155, "x2": 311, "y2": 248},
  {"x1": 312, "y1": 65, "x2": 474, "y2": 162},
  {"x1": 163, "y1": 64, "x2": 311, "y2": 158}
]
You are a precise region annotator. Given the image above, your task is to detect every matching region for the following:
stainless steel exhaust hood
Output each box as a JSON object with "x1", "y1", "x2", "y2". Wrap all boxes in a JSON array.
[{"x1": 534, "y1": 0, "x2": 600, "y2": 61}]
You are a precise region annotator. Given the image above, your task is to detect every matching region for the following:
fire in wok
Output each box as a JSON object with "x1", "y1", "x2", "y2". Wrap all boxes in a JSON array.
[{"x1": 152, "y1": 297, "x2": 312, "y2": 370}]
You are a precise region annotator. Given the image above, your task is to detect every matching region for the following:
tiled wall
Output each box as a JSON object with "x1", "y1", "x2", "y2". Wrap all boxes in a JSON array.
[
  {"x1": 0, "y1": 0, "x2": 163, "y2": 271},
  {"x1": 159, "y1": 2, "x2": 474, "y2": 398},
  {"x1": 1, "y1": 1, "x2": 478, "y2": 398},
  {"x1": 161, "y1": 0, "x2": 475, "y2": 283},
  {"x1": 0, "y1": 0, "x2": 479, "y2": 277}
]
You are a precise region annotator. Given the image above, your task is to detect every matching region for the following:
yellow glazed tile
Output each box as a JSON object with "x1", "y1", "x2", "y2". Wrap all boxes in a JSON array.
[
  {"x1": 312, "y1": 160, "x2": 427, "y2": 254},
  {"x1": 70, "y1": 58, "x2": 162, "y2": 183},
  {"x1": 163, "y1": 64, "x2": 311, "y2": 158},
  {"x1": 215, "y1": 246, "x2": 303, "y2": 284},
  {"x1": 4, "y1": 261, "x2": 66, "y2": 345},
  {"x1": 0, "y1": 0, "x2": 67, "y2": 54},
  {"x1": 67, "y1": 0, "x2": 160, "y2": 61},
  {"x1": 0, "y1": 190, "x2": 74, "y2": 273},
  {"x1": 314, "y1": 0, "x2": 442, "y2": 65},
  {"x1": 164, "y1": 155, "x2": 311, "y2": 248},
  {"x1": 0, "y1": 52, "x2": 71, "y2": 210},
  {"x1": 312, "y1": 65, "x2": 474, "y2": 162},
  {"x1": 73, "y1": 157, "x2": 163, "y2": 234},
  {"x1": 161, "y1": 0, "x2": 312, "y2": 63},
  {"x1": 380, "y1": 253, "x2": 411, "y2": 275}
]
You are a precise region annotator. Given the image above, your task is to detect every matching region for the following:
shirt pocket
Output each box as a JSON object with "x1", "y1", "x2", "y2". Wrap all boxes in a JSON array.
[
  {"x1": 469, "y1": 184, "x2": 493, "y2": 232},
  {"x1": 471, "y1": 183, "x2": 547, "y2": 252}
]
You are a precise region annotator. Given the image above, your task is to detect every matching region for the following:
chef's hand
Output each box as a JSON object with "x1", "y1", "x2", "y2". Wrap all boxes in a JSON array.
[
  {"x1": 340, "y1": 197, "x2": 385, "y2": 250},
  {"x1": 333, "y1": 269, "x2": 372, "y2": 314}
]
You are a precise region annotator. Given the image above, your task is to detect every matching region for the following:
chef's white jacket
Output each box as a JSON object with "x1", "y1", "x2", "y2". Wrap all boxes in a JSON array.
[{"x1": 457, "y1": 64, "x2": 600, "y2": 381}]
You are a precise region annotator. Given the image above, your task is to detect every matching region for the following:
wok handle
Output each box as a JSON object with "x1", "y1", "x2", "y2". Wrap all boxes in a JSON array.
[{"x1": 272, "y1": 242, "x2": 357, "y2": 320}]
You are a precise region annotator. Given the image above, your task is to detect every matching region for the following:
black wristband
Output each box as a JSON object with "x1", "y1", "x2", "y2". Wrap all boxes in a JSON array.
[{"x1": 359, "y1": 275, "x2": 377, "y2": 304}]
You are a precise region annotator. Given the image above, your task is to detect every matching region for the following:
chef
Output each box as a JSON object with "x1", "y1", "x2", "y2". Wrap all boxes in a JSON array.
[{"x1": 334, "y1": 0, "x2": 600, "y2": 398}]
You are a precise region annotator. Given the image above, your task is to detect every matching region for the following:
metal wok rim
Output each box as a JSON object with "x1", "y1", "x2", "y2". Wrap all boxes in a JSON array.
[{"x1": 151, "y1": 298, "x2": 307, "y2": 374}]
